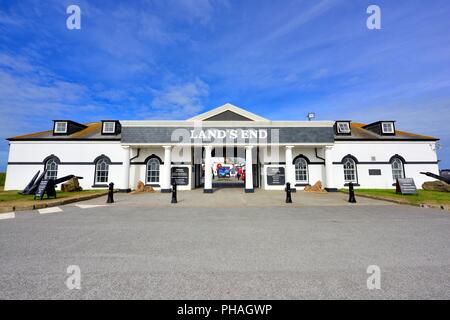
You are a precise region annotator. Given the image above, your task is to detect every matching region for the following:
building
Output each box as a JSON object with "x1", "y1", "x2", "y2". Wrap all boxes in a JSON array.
[{"x1": 4, "y1": 104, "x2": 440, "y2": 192}]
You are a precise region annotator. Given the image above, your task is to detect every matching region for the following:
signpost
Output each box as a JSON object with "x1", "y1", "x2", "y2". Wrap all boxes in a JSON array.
[
  {"x1": 396, "y1": 178, "x2": 418, "y2": 195},
  {"x1": 34, "y1": 179, "x2": 57, "y2": 200},
  {"x1": 267, "y1": 167, "x2": 285, "y2": 186},
  {"x1": 171, "y1": 167, "x2": 189, "y2": 186}
]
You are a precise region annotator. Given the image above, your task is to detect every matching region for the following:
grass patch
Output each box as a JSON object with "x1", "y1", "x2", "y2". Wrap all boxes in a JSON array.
[
  {"x1": 0, "y1": 172, "x2": 5, "y2": 187},
  {"x1": 0, "y1": 189, "x2": 108, "y2": 207},
  {"x1": 340, "y1": 188, "x2": 450, "y2": 206}
]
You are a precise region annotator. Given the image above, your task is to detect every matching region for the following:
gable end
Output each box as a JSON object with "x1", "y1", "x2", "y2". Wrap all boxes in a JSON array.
[{"x1": 203, "y1": 110, "x2": 255, "y2": 121}]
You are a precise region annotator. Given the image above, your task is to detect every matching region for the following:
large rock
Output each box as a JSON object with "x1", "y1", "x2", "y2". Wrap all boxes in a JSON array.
[
  {"x1": 136, "y1": 181, "x2": 145, "y2": 192},
  {"x1": 134, "y1": 181, "x2": 155, "y2": 193},
  {"x1": 422, "y1": 181, "x2": 450, "y2": 192},
  {"x1": 143, "y1": 185, "x2": 155, "y2": 193},
  {"x1": 304, "y1": 180, "x2": 323, "y2": 192},
  {"x1": 61, "y1": 177, "x2": 82, "y2": 192}
]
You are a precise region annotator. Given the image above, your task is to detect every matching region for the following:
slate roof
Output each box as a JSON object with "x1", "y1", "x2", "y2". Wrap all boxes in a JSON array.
[{"x1": 7, "y1": 121, "x2": 438, "y2": 141}]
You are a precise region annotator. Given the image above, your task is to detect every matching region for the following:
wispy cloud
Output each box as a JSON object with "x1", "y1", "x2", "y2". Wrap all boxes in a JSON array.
[{"x1": 150, "y1": 79, "x2": 210, "y2": 119}]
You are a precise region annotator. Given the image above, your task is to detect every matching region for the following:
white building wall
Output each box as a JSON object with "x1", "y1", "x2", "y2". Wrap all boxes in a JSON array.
[
  {"x1": 5, "y1": 141, "x2": 124, "y2": 191},
  {"x1": 292, "y1": 147, "x2": 325, "y2": 189},
  {"x1": 261, "y1": 146, "x2": 327, "y2": 190},
  {"x1": 331, "y1": 141, "x2": 440, "y2": 189},
  {"x1": 5, "y1": 140, "x2": 440, "y2": 192},
  {"x1": 129, "y1": 146, "x2": 193, "y2": 191}
]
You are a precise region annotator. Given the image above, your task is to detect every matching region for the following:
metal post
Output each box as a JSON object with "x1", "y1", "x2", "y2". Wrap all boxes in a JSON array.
[
  {"x1": 348, "y1": 182, "x2": 356, "y2": 203},
  {"x1": 171, "y1": 182, "x2": 177, "y2": 204},
  {"x1": 285, "y1": 182, "x2": 293, "y2": 203},
  {"x1": 107, "y1": 182, "x2": 114, "y2": 203}
]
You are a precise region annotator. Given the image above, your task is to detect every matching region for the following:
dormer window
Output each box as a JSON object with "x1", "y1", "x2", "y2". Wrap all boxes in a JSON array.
[
  {"x1": 362, "y1": 121, "x2": 396, "y2": 136},
  {"x1": 54, "y1": 121, "x2": 68, "y2": 134},
  {"x1": 336, "y1": 121, "x2": 351, "y2": 135},
  {"x1": 382, "y1": 122, "x2": 395, "y2": 134},
  {"x1": 102, "y1": 122, "x2": 116, "y2": 134},
  {"x1": 101, "y1": 120, "x2": 121, "y2": 135}
]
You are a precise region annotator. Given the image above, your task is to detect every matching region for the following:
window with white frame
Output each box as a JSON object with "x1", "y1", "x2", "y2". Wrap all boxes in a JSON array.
[
  {"x1": 343, "y1": 157, "x2": 357, "y2": 183},
  {"x1": 54, "y1": 121, "x2": 68, "y2": 133},
  {"x1": 295, "y1": 158, "x2": 308, "y2": 183},
  {"x1": 102, "y1": 122, "x2": 116, "y2": 134},
  {"x1": 336, "y1": 122, "x2": 351, "y2": 134},
  {"x1": 44, "y1": 158, "x2": 59, "y2": 180},
  {"x1": 382, "y1": 122, "x2": 395, "y2": 134},
  {"x1": 391, "y1": 157, "x2": 404, "y2": 181},
  {"x1": 95, "y1": 158, "x2": 109, "y2": 184},
  {"x1": 146, "y1": 158, "x2": 160, "y2": 184}
]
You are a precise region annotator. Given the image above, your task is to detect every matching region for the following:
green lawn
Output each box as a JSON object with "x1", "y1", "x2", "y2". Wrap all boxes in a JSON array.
[
  {"x1": 341, "y1": 188, "x2": 450, "y2": 206},
  {"x1": 0, "y1": 172, "x2": 5, "y2": 187},
  {"x1": 0, "y1": 189, "x2": 108, "y2": 207}
]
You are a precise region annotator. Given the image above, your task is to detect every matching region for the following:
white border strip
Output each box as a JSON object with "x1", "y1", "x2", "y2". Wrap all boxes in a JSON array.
[
  {"x1": 0, "y1": 212, "x2": 15, "y2": 220},
  {"x1": 38, "y1": 207, "x2": 63, "y2": 215},
  {"x1": 75, "y1": 204, "x2": 109, "y2": 209}
]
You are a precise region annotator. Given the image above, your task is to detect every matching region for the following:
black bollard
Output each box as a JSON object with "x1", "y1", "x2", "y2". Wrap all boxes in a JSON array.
[
  {"x1": 285, "y1": 182, "x2": 293, "y2": 203},
  {"x1": 171, "y1": 182, "x2": 177, "y2": 204},
  {"x1": 107, "y1": 182, "x2": 114, "y2": 203},
  {"x1": 348, "y1": 182, "x2": 357, "y2": 203}
]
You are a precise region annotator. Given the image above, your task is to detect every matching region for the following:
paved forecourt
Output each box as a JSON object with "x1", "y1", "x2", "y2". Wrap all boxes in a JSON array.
[
  {"x1": 84, "y1": 188, "x2": 394, "y2": 208},
  {"x1": 0, "y1": 190, "x2": 449, "y2": 299}
]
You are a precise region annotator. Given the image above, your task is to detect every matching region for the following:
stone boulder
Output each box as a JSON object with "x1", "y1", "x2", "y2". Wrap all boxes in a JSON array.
[
  {"x1": 304, "y1": 180, "x2": 323, "y2": 192},
  {"x1": 143, "y1": 185, "x2": 155, "y2": 193},
  {"x1": 134, "y1": 181, "x2": 155, "y2": 193},
  {"x1": 136, "y1": 181, "x2": 145, "y2": 192},
  {"x1": 422, "y1": 181, "x2": 450, "y2": 192},
  {"x1": 61, "y1": 177, "x2": 82, "y2": 192}
]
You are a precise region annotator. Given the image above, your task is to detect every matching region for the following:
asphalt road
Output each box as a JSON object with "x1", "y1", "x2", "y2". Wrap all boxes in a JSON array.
[{"x1": 0, "y1": 200, "x2": 449, "y2": 299}]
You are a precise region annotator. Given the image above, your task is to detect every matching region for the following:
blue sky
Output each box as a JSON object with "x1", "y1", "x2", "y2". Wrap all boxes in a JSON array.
[{"x1": 0, "y1": 0, "x2": 449, "y2": 170}]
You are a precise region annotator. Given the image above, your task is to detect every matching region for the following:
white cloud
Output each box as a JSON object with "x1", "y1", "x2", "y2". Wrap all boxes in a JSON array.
[
  {"x1": 0, "y1": 53, "x2": 106, "y2": 159},
  {"x1": 150, "y1": 79, "x2": 210, "y2": 118},
  {"x1": 263, "y1": 0, "x2": 339, "y2": 43}
]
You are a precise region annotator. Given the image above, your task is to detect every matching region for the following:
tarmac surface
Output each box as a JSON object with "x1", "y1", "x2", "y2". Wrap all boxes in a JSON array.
[{"x1": 0, "y1": 189, "x2": 449, "y2": 299}]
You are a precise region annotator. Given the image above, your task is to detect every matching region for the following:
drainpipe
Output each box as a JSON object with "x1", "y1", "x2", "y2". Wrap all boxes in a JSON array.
[
  {"x1": 130, "y1": 148, "x2": 141, "y2": 162},
  {"x1": 315, "y1": 148, "x2": 325, "y2": 162}
]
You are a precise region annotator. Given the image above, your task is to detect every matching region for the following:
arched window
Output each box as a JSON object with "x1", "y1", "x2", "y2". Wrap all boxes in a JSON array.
[
  {"x1": 295, "y1": 158, "x2": 308, "y2": 183},
  {"x1": 44, "y1": 157, "x2": 59, "y2": 180},
  {"x1": 391, "y1": 157, "x2": 405, "y2": 181},
  {"x1": 343, "y1": 157, "x2": 357, "y2": 183},
  {"x1": 95, "y1": 157, "x2": 110, "y2": 184},
  {"x1": 146, "y1": 158, "x2": 160, "y2": 184}
]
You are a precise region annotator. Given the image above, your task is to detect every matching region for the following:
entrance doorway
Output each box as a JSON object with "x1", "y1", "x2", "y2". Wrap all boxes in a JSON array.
[
  {"x1": 211, "y1": 146, "x2": 245, "y2": 188},
  {"x1": 193, "y1": 146, "x2": 261, "y2": 191}
]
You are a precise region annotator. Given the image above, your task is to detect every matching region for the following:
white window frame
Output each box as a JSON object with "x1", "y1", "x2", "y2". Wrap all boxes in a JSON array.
[
  {"x1": 102, "y1": 122, "x2": 116, "y2": 134},
  {"x1": 337, "y1": 122, "x2": 351, "y2": 134},
  {"x1": 45, "y1": 158, "x2": 59, "y2": 180},
  {"x1": 391, "y1": 158, "x2": 405, "y2": 181},
  {"x1": 54, "y1": 121, "x2": 68, "y2": 134},
  {"x1": 294, "y1": 158, "x2": 309, "y2": 183},
  {"x1": 95, "y1": 158, "x2": 109, "y2": 184},
  {"x1": 146, "y1": 158, "x2": 160, "y2": 184},
  {"x1": 343, "y1": 158, "x2": 357, "y2": 183},
  {"x1": 382, "y1": 122, "x2": 395, "y2": 134}
]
